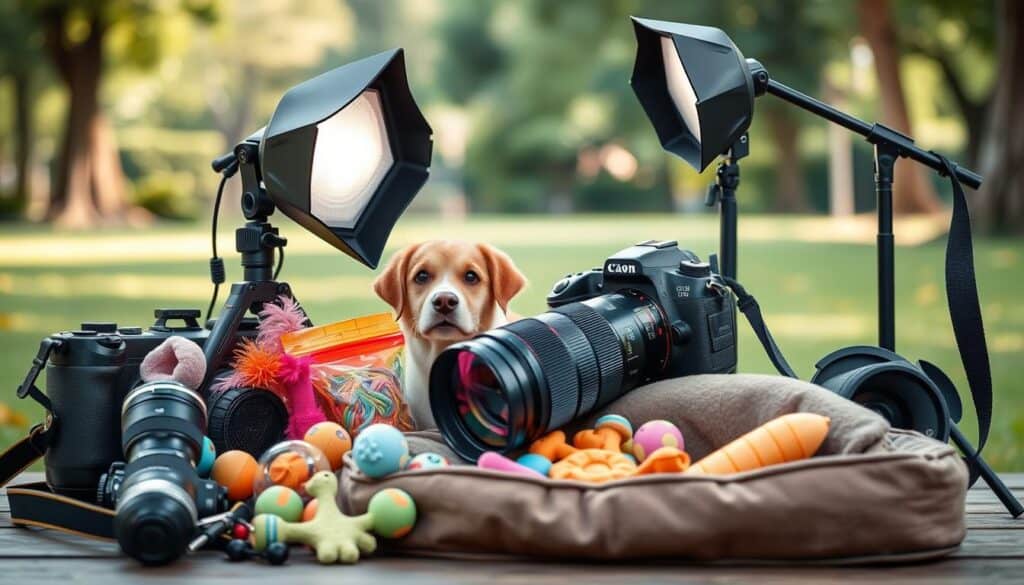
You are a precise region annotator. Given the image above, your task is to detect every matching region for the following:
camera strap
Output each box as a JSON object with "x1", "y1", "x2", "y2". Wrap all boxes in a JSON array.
[
  {"x1": 719, "y1": 275, "x2": 799, "y2": 380},
  {"x1": 934, "y1": 153, "x2": 992, "y2": 486},
  {"x1": 1, "y1": 340, "x2": 116, "y2": 541}
]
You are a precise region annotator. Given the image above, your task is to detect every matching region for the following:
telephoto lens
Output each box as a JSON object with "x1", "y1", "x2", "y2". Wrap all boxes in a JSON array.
[
  {"x1": 110, "y1": 381, "x2": 225, "y2": 565},
  {"x1": 430, "y1": 291, "x2": 671, "y2": 460}
]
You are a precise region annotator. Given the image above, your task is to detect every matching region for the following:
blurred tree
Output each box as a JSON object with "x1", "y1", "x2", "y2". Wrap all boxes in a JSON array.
[
  {"x1": 893, "y1": 0, "x2": 1022, "y2": 232},
  {"x1": 975, "y1": 0, "x2": 1024, "y2": 233},
  {"x1": 199, "y1": 0, "x2": 355, "y2": 151},
  {"x1": 0, "y1": 4, "x2": 43, "y2": 214},
  {"x1": 26, "y1": 0, "x2": 215, "y2": 227},
  {"x1": 897, "y1": 0, "x2": 995, "y2": 169},
  {"x1": 858, "y1": 0, "x2": 943, "y2": 214},
  {"x1": 693, "y1": 0, "x2": 838, "y2": 212},
  {"x1": 441, "y1": 0, "x2": 845, "y2": 214},
  {"x1": 450, "y1": 0, "x2": 642, "y2": 213}
]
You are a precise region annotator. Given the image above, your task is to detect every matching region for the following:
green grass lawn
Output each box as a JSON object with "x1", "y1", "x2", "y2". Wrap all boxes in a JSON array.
[{"x1": 1, "y1": 214, "x2": 1022, "y2": 469}]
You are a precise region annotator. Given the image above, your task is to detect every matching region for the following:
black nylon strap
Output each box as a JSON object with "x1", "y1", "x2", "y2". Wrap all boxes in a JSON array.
[
  {"x1": 0, "y1": 425, "x2": 51, "y2": 486},
  {"x1": 721, "y1": 276, "x2": 799, "y2": 379},
  {"x1": 7, "y1": 482, "x2": 115, "y2": 540},
  {"x1": 1, "y1": 425, "x2": 115, "y2": 540},
  {"x1": 935, "y1": 153, "x2": 992, "y2": 487}
]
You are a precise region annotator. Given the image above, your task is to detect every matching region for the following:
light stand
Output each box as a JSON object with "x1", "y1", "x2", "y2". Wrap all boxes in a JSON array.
[
  {"x1": 746, "y1": 60, "x2": 1021, "y2": 517},
  {"x1": 203, "y1": 138, "x2": 311, "y2": 387},
  {"x1": 196, "y1": 138, "x2": 310, "y2": 456},
  {"x1": 705, "y1": 134, "x2": 748, "y2": 280},
  {"x1": 745, "y1": 60, "x2": 983, "y2": 350}
]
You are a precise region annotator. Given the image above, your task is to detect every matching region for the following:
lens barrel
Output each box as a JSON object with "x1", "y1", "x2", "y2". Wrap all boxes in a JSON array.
[
  {"x1": 430, "y1": 291, "x2": 669, "y2": 460},
  {"x1": 112, "y1": 381, "x2": 211, "y2": 565}
]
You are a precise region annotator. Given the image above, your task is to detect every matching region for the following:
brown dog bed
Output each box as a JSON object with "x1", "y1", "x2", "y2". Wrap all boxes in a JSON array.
[{"x1": 339, "y1": 374, "x2": 967, "y2": 563}]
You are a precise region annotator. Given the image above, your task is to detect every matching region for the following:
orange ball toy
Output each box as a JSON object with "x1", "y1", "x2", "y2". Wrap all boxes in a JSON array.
[
  {"x1": 302, "y1": 498, "x2": 319, "y2": 522},
  {"x1": 211, "y1": 450, "x2": 259, "y2": 501},
  {"x1": 269, "y1": 452, "x2": 312, "y2": 491},
  {"x1": 303, "y1": 422, "x2": 352, "y2": 470}
]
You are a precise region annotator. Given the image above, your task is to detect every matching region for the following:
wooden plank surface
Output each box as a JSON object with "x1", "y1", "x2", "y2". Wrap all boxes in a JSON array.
[{"x1": 1, "y1": 472, "x2": 1020, "y2": 584}]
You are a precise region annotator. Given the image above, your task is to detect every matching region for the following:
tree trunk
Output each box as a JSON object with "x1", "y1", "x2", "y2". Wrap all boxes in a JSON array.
[
  {"x1": 42, "y1": 11, "x2": 126, "y2": 227},
  {"x1": 765, "y1": 107, "x2": 809, "y2": 212},
  {"x1": 824, "y1": 81, "x2": 855, "y2": 216},
  {"x1": 858, "y1": 0, "x2": 943, "y2": 214},
  {"x1": 12, "y1": 70, "x2": 32, "y2": 212},
  {"x1": 974, "y1": 0, "x2": 1024, "y2": 234}
]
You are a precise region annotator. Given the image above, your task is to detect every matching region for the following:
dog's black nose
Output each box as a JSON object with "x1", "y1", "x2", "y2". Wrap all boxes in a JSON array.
[{"x1": 432, "y1": 292, "x2": 459, "y2": 315}]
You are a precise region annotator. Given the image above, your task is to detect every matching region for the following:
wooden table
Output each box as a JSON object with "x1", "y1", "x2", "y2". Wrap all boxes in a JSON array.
[{"x1": 2, "y1": 472, "x2": 1021, "y2": 584}]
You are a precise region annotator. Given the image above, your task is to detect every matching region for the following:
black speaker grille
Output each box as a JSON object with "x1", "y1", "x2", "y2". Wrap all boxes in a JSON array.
[{"x1": 206, "y1": 387, "x2": 288, "y2": 457}]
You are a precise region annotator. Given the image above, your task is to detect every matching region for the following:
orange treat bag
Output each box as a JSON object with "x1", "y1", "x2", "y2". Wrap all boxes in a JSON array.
[{"x1": 282, "y1": 313, "x2": 413, "y2": 436}]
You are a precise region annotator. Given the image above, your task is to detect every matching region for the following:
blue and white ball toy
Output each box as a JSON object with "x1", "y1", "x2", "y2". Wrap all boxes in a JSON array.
[{"x1": 353, "y1": 424, "x2": 410, "y2": 478}]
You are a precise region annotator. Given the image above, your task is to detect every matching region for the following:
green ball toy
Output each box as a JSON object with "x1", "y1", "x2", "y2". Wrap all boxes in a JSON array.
[
  {"x1": 251, "y1": 514, "x2": 285, "y2": 552},
  {"x1": 367, "y1": 488, "x2": 417, "y2": 538},
  {"x1": 255, "y1": 486, "x2": 304, "y2": 523}
]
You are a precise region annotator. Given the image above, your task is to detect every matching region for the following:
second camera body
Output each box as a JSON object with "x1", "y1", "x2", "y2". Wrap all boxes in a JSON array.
[{"x1": 41, "y1": 308, "x2": 279, "y2": 500}]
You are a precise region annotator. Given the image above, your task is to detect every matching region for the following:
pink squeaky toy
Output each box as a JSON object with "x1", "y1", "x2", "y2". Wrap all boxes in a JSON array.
[
  {"x1": 477, "y1": 451, "x2": 545, "y2": 478},
  {"x1": 279, "y1": 353, "x2": 328, "y2": 439}
]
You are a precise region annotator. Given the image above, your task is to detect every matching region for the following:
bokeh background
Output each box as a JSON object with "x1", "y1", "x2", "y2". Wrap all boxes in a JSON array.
[{"x1": 1, "y1": 1, "x2": 1022, "y2": 468}]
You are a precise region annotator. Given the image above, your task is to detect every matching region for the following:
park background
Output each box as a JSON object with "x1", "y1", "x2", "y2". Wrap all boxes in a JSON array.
[{"x1": 0, "y1": 0, "x2": 1022, "y2": 468}]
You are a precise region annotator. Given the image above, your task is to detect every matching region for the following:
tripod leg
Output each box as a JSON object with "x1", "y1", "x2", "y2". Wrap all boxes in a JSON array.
[
  {"x1": 201, "y1": 281, "x2": 311, "y2": 392},
  {"x1": 950, "y1": 425, "x2": 1023, "y2": 518}
]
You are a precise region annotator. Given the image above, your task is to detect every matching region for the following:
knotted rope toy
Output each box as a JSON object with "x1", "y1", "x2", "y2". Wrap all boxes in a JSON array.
[{"x1": 251, "y1": 471, "x2": 416, "y2": 564}]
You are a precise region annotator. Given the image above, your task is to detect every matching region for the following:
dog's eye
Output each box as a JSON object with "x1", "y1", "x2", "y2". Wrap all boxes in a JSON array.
[
  {"x1": 464, "y1": 270, "x2": 480, "y2": 284},
  {"x1": 414, "y1": 270, "x2": 430, "y2": 284}
]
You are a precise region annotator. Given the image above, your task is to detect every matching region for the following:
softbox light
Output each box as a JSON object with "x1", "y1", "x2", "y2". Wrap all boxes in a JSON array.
[
  {"x1": 260, "y1": 48, "x2": 433, "y2": 268},
  {"x1": 630, "y1": 17, "x2": 754, "y2": 172}
]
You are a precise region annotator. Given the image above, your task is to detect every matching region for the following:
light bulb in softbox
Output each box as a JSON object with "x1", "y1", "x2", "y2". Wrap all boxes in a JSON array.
[
  {"x1": 309, "y1": 90, "x2": 394, "y2": 229},
  {"x1": 259, "y1": 48, "x2": 432, "y2": 268}
]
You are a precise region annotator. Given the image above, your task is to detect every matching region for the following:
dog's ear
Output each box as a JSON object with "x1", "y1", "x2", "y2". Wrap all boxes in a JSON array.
[
  {"x1": 478, "y1": 243, "x2": 526, "y2": 314},
  {"x1": 373, "y1": 244, "x2": 419, "y2": 319}
]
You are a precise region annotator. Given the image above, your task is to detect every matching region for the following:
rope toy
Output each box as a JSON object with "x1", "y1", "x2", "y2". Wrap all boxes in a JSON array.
[{"x1": 312, "y1": 367, "x2": 414, "y2": 435}]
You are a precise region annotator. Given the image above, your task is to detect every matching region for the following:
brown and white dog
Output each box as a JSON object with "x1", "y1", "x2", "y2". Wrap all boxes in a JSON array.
[{"x1": 373, "y1": 240, "x2": 526, "y2": 429}]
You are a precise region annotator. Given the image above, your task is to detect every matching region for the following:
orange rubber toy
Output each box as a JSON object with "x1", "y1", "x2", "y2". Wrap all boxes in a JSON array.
[
  {"x1": 686, "y1": 413, "x2": 830, "y2": 475},
  {"x1": 529, "y1": 430, "x2": 577, "y2": 461},
  {"x1": 635, "y1": 446, "x2": 691, "y2": 475},
  {"x1": 550, "y1": 449, "x2": 637, "y2": 483}
]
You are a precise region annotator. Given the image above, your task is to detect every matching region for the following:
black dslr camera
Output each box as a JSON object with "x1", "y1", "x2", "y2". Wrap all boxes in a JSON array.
[{"x1": 430, "y1": 240, "x2": 736, "y2": 459}]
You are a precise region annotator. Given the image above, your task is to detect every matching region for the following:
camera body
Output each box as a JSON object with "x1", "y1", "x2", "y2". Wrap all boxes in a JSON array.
[
  {"x1": 431, "y1": 240, "x2": 737, "y2": 460},
  {"x1": 547, "y1": 240, "x2": 737, "y2": 378},
  {"x1": 43, "y1": 309, "x2": 259, "y2": 499}
]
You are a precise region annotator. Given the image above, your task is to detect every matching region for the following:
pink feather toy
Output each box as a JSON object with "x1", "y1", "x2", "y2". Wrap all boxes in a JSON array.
[{"x1": 211, "y1": 296, "x2": 327, "y2": 436}]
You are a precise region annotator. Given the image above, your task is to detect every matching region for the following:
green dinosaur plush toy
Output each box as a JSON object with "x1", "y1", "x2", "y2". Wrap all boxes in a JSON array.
[{"x1": 251, "y1": 470, "x2": 417, "y2": 564}]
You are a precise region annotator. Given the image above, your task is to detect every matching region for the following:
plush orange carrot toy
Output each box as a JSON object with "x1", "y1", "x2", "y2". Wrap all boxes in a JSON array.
[{"x1": 686, "y1": 413, "x2": 830, "y2": 475}]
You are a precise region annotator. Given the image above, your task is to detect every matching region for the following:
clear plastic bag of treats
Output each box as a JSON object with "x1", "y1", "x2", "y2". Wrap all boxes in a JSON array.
[{"x1": 281, "y1": 313, "x2": 414, "y2": 435}]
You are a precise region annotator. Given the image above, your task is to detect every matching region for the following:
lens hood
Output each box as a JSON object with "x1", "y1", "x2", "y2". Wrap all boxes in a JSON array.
[{"x1": 811, "y1": 345, "x2": 951, "y2": 441}]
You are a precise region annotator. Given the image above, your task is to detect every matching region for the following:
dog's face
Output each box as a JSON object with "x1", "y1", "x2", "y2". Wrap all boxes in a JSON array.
[{"x1": 373, "y1": 241, "x2": 526, "y2": 343}]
